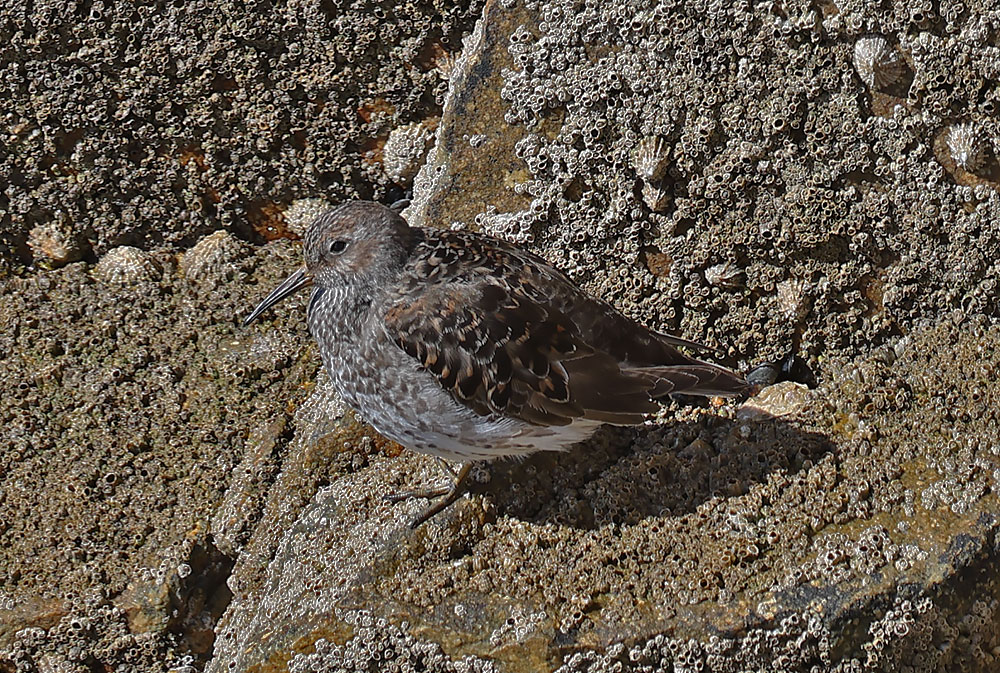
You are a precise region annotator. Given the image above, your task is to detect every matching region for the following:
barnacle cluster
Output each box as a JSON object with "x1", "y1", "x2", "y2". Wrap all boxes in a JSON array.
[
  {"x1": 286, "y1": 611, "x2": 498, "y2": 673},
  {"x1": 475, "y1": 206, "x2": 537, "y2": 246},
  {"x1": 0, "y1": 0, "x2": 485, "y2": 269},
  {"x1": 0, "y1": 600, "x2": 184, "y2": 672},
  {"x1": 483, "y1": 0, "x2": 1000, "y2": 370},
  {"x1": 0, "y1": 240, "x2": 315, "y2": 669},
  {"x1": 179, "y1": 230, "x2": 245, "y2": 282},
  {"x1": 26, "y1": 222, "x2": 88, "y2": 268},
  {"x1": 282, "y1": 197, "x2": 331, "y2": 237},
  {"x1": 382, "y1": 118, "x2": 439, "y2": 187},
  {"x1": 205, "y1": 319, "x2": 1000, "y2": 672},
  {"x1": 5, "y1": 0, "x2": 1000, "y2": 669}
]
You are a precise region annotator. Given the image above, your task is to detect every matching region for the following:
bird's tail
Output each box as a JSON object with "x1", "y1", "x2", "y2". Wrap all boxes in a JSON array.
[{"x1": 629, "y1": 362, "x2": 752, "y2": 399}]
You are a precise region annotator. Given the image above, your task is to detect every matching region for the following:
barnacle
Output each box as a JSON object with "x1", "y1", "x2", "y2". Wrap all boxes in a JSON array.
[
  {"x1": 383, "y1": 119, "x2": 438, "y2": 187},
  {"x1": 633, "y1": 136, "x2": 671, "y2": 182},
  {"x1": 704, "y1": 261, "x2": 744, "y2": 288},
  {"x1": 27, "y1": 222, "x2": 87, "y2": 267},
  {"x1": 93, "y1": 246, "x2": 161, "y2": 285},
  {"x1": 946, "y1": 122, "x2": 987, "y2": 172},
  {"x1": 180, "y1": 230, "x2": 242, "y2": 281},
  {"x1": 641, "y1": 180, "x2": 671, "y2": 212},
  {"x1": 853, "y1": 36, "x2": 905, "y2": 90}
]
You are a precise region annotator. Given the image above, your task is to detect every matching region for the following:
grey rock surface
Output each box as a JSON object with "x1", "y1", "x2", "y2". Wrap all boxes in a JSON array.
[
  {"x1": 207, "y1": 0, "x2": 1000, "y2": 669},
  {"x1": 0, "y1": 0, "x2": 484, "y2": 268},
  {"x1": 3, "y1": 0, "x2": 1000, "y2": 671},
  {"x1": 0, "y1": 237, "x2": 316, "y2": 669},
  {"x1": 209, "y1": 319, "x2": 1000, "y2": 673},
  {"x1": 0, "y1": 0, "x2": 482, "y2": 669}
]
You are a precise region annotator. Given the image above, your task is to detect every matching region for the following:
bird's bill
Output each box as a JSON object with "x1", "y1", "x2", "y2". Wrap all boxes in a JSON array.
[{"x1": 243, "y1": 266, "x2": 313, "y2": 326}]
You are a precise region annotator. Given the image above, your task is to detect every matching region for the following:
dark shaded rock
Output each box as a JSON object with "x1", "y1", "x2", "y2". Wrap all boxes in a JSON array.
[{"x1": 0, "y1": 0, "x2": 485, "y2": 272}]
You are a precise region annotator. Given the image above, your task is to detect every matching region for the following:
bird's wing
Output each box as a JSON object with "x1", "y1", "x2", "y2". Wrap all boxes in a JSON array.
[
  {"x1": 381, "y1": 231, "x2": 748, "y2": 427},
  {"x1": 382, "y1": 273, "x2": 662, "y2": 426}
]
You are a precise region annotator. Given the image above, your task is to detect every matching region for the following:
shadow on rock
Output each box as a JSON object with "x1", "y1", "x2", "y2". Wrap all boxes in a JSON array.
[{"x1": 479, "y1": 411, "x2": 834, "y2": 529}]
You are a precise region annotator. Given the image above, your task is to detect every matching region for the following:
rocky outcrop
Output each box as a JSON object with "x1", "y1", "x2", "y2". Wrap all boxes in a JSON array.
[{"x1": 2, "y1": 0, "x2": 1000, "y2": 671}]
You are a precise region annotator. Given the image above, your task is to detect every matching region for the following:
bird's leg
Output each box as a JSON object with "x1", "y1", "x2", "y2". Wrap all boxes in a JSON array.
[
  {"x1": 383, "y1": 461, "x2": 475, "y2": 528},
  {"x1": 384, "y1": 483, "x2": 452, "y2": 502},
  {"x1": 409, "y1": 462, "x2": 474, "y2": 529},
  {"x1": 435, "y1": 457, "x2": 457, "y2": 478},
  {"x1": 384, "y1": 458, "x2": 462, "y2": 503}
]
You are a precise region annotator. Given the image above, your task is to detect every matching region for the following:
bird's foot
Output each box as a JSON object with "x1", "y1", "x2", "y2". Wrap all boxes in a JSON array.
[
  {"x1": 384, "y1": 462, "x2": 474, "y2": 529},
  {"x1": 383, "y1": 485, "x2": 451, "y2": 503}
]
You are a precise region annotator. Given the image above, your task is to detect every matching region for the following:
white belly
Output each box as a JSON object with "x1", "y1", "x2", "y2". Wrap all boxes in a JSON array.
[{"x1": 329, "y1": 340, "x2": 601, "y2": 462}]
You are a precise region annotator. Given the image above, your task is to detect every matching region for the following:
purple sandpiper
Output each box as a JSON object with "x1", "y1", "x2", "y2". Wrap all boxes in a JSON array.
[{"x1": 245, "y1": 200, "x2": 750, "y2": 527}]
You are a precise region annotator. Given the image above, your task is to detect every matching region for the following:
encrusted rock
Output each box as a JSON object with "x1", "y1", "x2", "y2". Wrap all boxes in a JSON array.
[
  {"x1": 27, "y1": 222, "x2": 87, "y2": 268},
  {"x1": 0, "y1": 0, "x2": 483, "y2": 263},
  {"x1": 383, "y1": 119, "x2": 438, "y2": 187},
  {"x1": 7, "y1": 0, "x2": 1000, "y2": 670},
  {"x1": 283, "y1": 198, "x2": 331, "y2": 237}
]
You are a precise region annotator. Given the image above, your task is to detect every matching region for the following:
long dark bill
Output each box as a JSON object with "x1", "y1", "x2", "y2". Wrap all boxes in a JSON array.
[{"x1": 243, "y1": 266, "x2": 313, "y2": 326}]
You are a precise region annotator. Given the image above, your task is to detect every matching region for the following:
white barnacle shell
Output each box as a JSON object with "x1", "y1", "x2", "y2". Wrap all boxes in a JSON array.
[
  {"x1": 27, "y1": 222, "x2": 86, "y2": 267},
  {"x1": 181, "y1": 230, "x2": 242, "y2": 281},
  {"x1": 777, "y1": 278, "x2": 812, "y2": 321},
  {"x1": 383, "y1": 119, "x2": 437, "y2": 187},
  {"x1": 641, "y1": 180, "x2": 671, "y2": 212},
  {"x1": 93, "y1": 246, "x2": 161, "y2": 285},
  {"x1": 633, "y1": 136, "x2": 671, "y2": 182},
  {"x1": 704, "y1": 262, "x2": 745, "y2": 289},
  {"x1": 283, "y1": 198, "x2": 330, "y2": 237},
  {"x1": 946, "y1": 122, "x2": 987, "y2": 171},
  {"x1": 853, "y1": 36, "x2": 905, "y2": 90}
]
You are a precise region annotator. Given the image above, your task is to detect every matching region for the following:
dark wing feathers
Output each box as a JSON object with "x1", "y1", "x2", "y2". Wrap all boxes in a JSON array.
[
  {"x1": 382, "y1": 230, "x2": 749, "y2": 427},
  {"x1": 639, "y1": 363, "x2": 752, "y2": 398}
]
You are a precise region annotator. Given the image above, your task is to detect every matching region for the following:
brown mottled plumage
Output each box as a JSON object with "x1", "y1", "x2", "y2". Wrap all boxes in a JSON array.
[{"x1": 245, "y1": 200, "x2": 749, "y2": 527}]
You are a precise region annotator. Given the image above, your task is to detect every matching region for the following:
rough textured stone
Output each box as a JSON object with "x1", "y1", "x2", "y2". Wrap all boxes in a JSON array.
[
  {"x1": 0, "y1": 0, "x2": 485, "y2": 272},
  {"x1": 3, "y1": 0, "x2": 1000, "y2": 670},
  {"x1": 205, "y1": 0, "x2": 1000, "y2": 668},
  {"x1": 209, "y1": 319, "x2": 1000, "y2": 673},
  {"x1": 0, "y1": 239, "x2": 315, "y2": 669},
  {"x1": 406, "y1": 1, "x2": 536, "y2": 233}
]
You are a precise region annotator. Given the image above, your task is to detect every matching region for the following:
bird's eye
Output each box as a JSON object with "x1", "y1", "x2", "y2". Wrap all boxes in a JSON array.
[{"x1": 329, "y1": 239, "x2": 348, "y2": 255}]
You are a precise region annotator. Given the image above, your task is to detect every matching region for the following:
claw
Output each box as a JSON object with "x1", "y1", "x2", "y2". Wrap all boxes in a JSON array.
[{"x1": 384, "y1": 462, "x2": 474, "y2": 528}]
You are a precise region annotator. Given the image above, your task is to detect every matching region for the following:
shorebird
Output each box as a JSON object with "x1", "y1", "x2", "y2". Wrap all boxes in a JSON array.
[{"x1": 245, "y1": 200, "x2": 749, "y2": 527}]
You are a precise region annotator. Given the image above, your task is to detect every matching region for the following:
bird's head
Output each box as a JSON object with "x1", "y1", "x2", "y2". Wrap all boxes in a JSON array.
[{"x1": 243, "y1": 200, "x2": 416, "y2": 325}]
